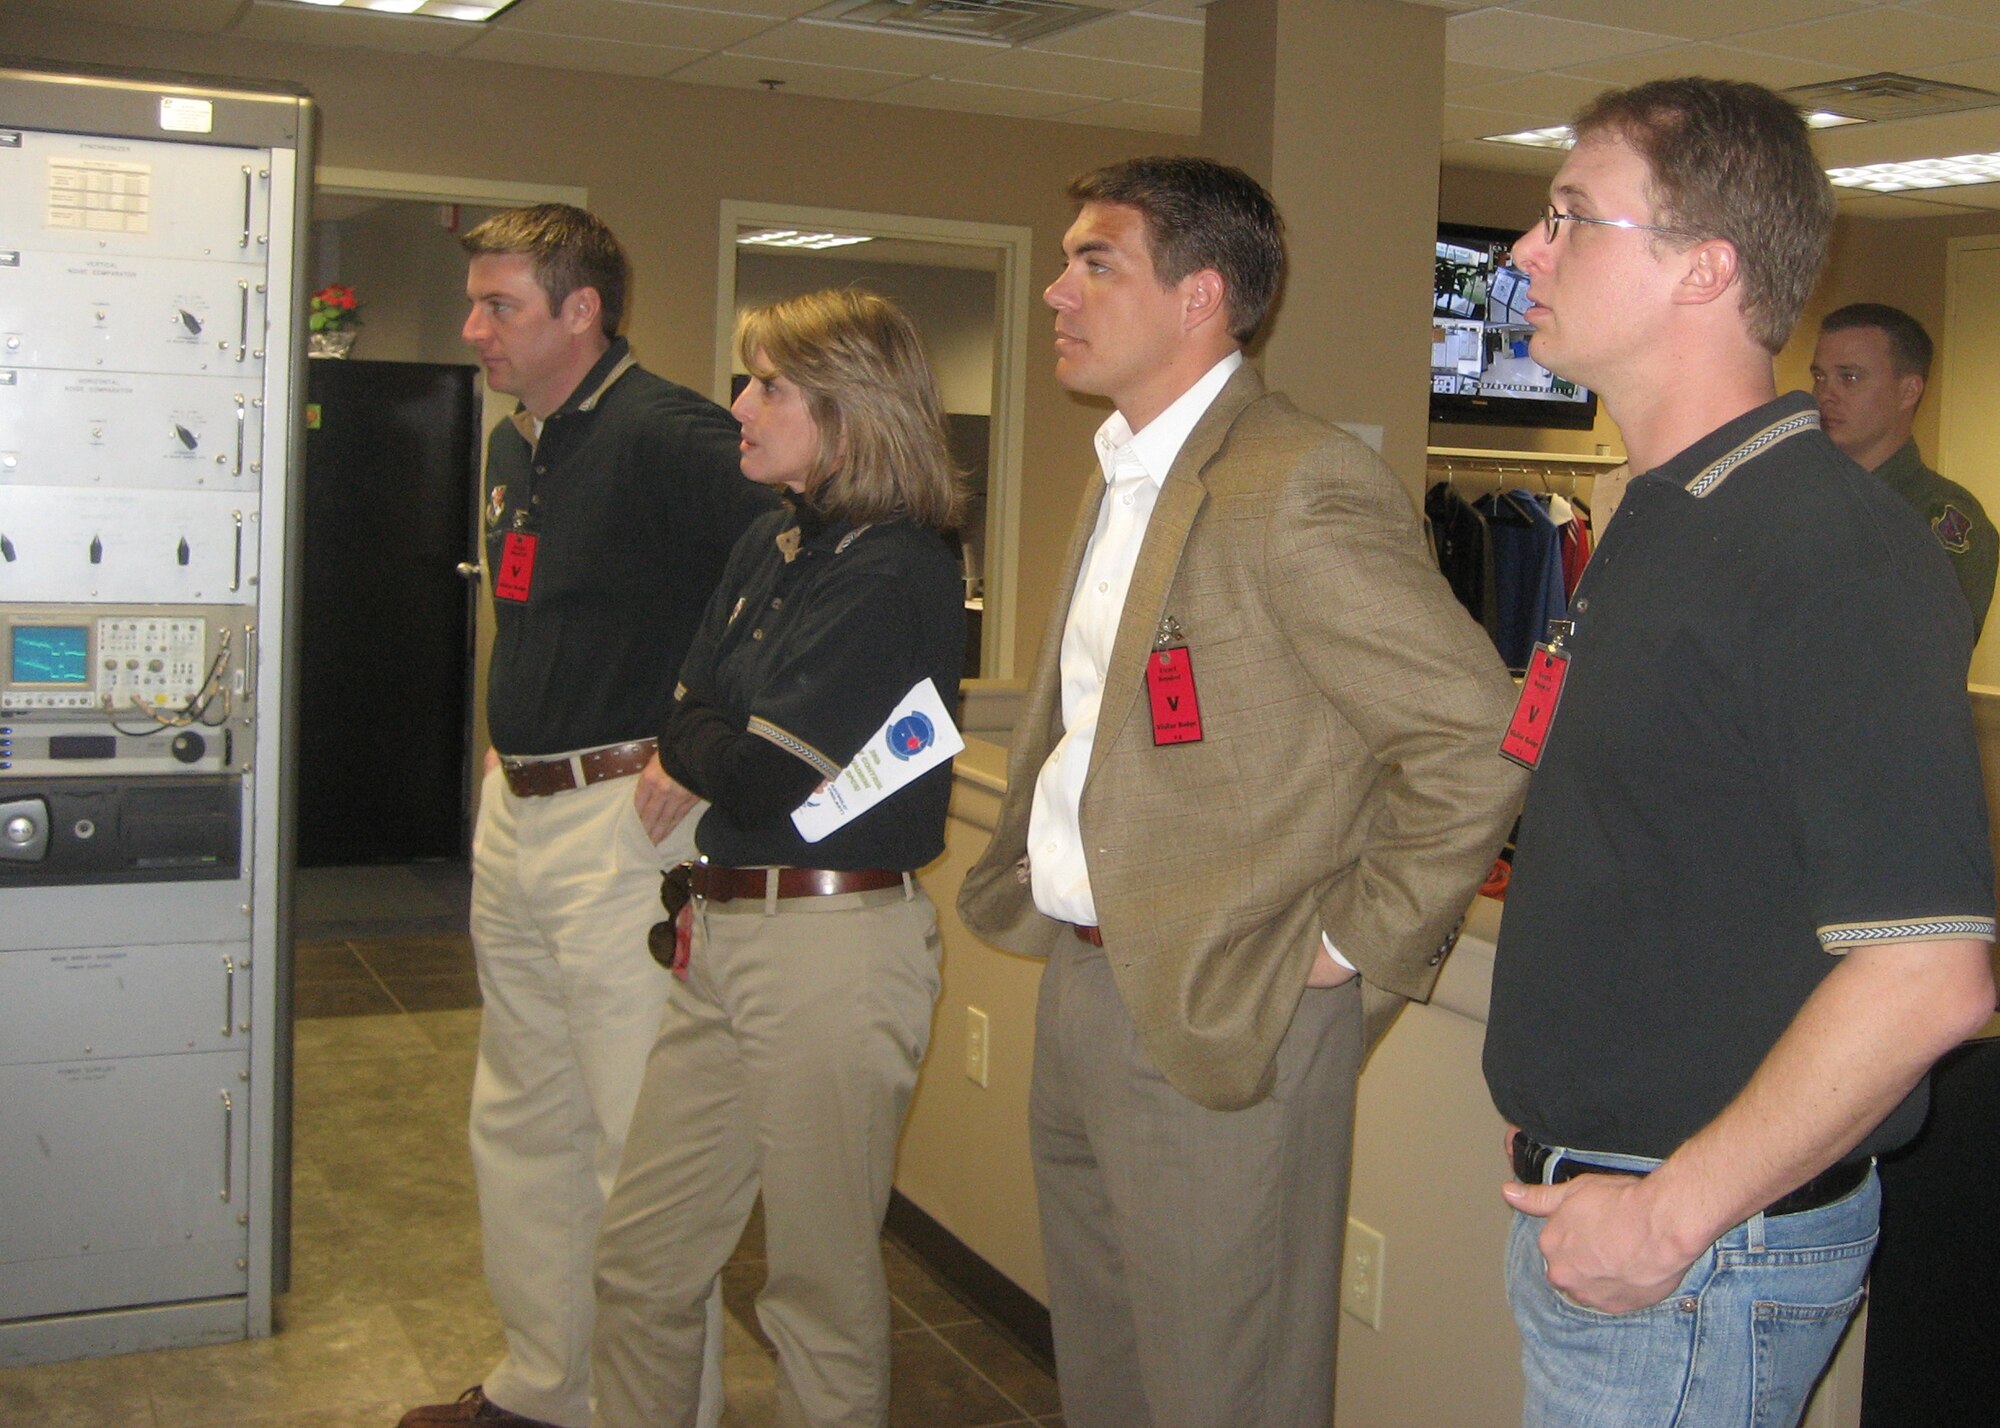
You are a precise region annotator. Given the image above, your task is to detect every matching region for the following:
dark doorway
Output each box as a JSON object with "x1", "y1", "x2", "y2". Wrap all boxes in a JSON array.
[{"x1": 297, "y1": 358, "x2": 480, "y2": 865}]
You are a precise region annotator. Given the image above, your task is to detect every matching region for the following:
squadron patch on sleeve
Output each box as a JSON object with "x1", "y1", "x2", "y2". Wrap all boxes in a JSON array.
[{"x1": 1933, "y1": 503, "x2": 1974, "y2": 556}]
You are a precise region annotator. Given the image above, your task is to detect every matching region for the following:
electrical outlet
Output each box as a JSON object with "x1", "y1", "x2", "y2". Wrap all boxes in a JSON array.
[
  {"x1": 965, "y1": 1006, "x2": 990, "y2": 1087},
  {"x1": 1343, "y1": 1218, "x2": 1385, "y2": 1331}
]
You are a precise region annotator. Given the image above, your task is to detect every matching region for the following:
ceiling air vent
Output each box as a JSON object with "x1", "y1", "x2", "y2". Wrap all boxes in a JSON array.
[
  {"x1": 804, "y1": 0, "x2": 1111, "y2": 47},
  {"x1": 1785, "y1": 72, "x2": 2000, "y2": 123}
]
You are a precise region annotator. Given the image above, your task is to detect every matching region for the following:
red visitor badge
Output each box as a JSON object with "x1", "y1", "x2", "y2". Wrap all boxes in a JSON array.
[
  {"x1": 1500, "y1": 642, "x2": 1569, "y2": 770},
  {"x1": 495, "y1": 530, "x2": 538, "y2": 602},
  {"x1": 1147, "y1": 646, "x2": 1203, "y2": 745}
]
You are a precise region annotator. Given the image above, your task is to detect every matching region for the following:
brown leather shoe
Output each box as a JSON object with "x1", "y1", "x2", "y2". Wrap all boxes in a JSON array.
[{"x1": 396, "y1": 1385, "x2": 562, "y2": 1428}]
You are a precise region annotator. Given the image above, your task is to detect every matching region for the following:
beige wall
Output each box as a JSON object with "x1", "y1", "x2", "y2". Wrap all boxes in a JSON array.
[
  {"x1": 1205, "y1": 0, "x2": 1447, "y2": 496},
  {"x1": 0, "y1": 11, "x2": 1185, "y2": 679},
  {"x1": 734, "y1": 252, "x2": 998, "y2": 416}
]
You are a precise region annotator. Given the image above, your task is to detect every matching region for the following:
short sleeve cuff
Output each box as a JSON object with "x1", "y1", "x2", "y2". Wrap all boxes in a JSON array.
[{"x1": 1816, "y1": 915, "x2": 1997, "y2": 953}]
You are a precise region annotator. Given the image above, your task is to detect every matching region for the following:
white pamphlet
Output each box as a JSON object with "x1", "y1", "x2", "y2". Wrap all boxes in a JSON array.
[{"x1": 790, "y1": 677, "x2": 964, "y2": 843}]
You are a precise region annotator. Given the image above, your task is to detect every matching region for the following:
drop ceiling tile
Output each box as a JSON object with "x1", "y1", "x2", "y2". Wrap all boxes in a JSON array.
[
  {"x1": 1445, "y1": 9, "x2": 1679, "y2": 72},
  {"x1": 731, "y1": 17, "x2": 1003, "y2": 72},
  {"x1": 1563, "y1": 40, "x2": 1851, "y2": 90},
  {"x1": 1060, "y1": 96, "x2": 1201, "y2": 134},
  {"x1": 1834, "y1": 189, "x2": 1989, "y2": 217},
  {"x1": 667, "y1": 49, "x2": 908, "y2": 99},
  {"x1": 1133, "y1": 0, "x2": 1207, "y2": 19},
  {"x1": 1135, "y1": 73, "x2": 1201, "y2": 107},
  {"x1": 1904, "y1": 0, "x2": 2000, "y2": 32},
  {"x1": 1514, "y1": 0, "x2": 1871, "y2": 45},
  {"x1": 490, "y1": 0, "x2": 774, "y2": 49},
  {"x1": 1450, "y1": 70, "x2": 1614, "y2": 124},
  {"x1": 238, "y1": 1, "x2": 483, "y2": 54},
  {"x1": 1904, "y1": 53, "x2": 2000, "y2": 93},
  {"x1": 1812, "y1": 108, "x2": 2000, "y2": 170},
  {"x1": 672, "y1": 0, "x2": 824, "y2": 15},
  {"x1": 944, "y1": 46, "x2": 1188, "y2": 99},
  {"x1": 872, "y1": 74, "x2": 1098, "y2": 119},
  {"x1": 458, "y1": 27, "x2": 708, "y2": 76},
  {"x1": 1030, "y1": 12, "x2": 1202, "y2": 68},
  {"x1": 1446, "y1": 59, "x2": 1522, "y2": 93},
  {"x1": 1730, "y1": 8, "x2": 2000, "y2": 73},
  {"x1": 0, "y1": 0, "x2": 244, "y2": 31}
]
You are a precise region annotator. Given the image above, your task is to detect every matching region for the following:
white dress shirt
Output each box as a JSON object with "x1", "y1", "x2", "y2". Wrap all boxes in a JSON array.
[{"x1": 1025, "y1": 352, "x2": 1353, "y2": 972}]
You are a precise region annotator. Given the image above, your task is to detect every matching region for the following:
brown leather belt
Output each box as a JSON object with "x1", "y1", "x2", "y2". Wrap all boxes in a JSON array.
[
  {"x1": 501, "y1": 738, "x2": 656, "y2": 798},
  {"x1": 1073, "y1": 924, "x2": 1104, "y2": 946},
  {"x1": 690, "y1": 862, "x2": 907, "y2": 904}
]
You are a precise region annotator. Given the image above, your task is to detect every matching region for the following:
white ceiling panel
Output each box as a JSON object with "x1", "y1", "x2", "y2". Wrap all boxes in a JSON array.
[
  {"x1": 729, "y1": 17, "x2": 1001, "y2": 72},
  {"x1": 1445, "y1": 10, "x2": 1677, "y2": 72},
  {"x1": 1132, "y1": 0, "x2": 1207, "y2": 20},
  {"x1": 1029, "y1": 11, "x2": 1202, "y2": 68},
  {"x1": 1065, "y1": 96, "x2": 1202, "y2": 135},
  {"x1": 0, "y1": 0, "x2": 246, "y2": 31},
  {"x1": 1560, "y1": 41, "x2": 1854, "y2": 92},
  {"x1": 491, "y1": 0, "x2": 776, "y2": 49},
  {"x1": 946, "y1": 45, "x2": 1190, "y2": 100},
  {"x1": 1733, "y1": 8, "x2": 2000, "y2": 73},
  {"x1": 457, "y1": 26, "x2": 708, "y2": 76},
  {"x1": 1448, "y1": 70, "x2": 1615, "y2": 125},
  {"x1": 1888, "y1": 0, "x2": 2000, "y2": 33},
  {"x1": 1516, "y1": 0, "x2": 1874, "y2": 44},
  {"x1": 666, "y1": 49, "x2": 906, "y2": 99},
  {"x1": 873, "y1": 74, "x2": 1098, "y2": 120}
]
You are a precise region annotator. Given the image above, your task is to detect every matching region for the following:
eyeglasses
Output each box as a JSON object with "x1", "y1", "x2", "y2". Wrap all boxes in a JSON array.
[{"x1": 1540, "y1": 203, "x2": 1696, "y2": 245}]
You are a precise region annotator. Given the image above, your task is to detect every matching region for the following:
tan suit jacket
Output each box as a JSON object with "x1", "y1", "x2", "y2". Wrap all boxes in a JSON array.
[{"x1": 959, "y1": 365, "x2": 1524, "y2": 1110}]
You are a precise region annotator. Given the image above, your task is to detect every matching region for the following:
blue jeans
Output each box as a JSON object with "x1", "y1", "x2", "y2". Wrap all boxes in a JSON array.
[{"x1": 1506, "y1": 1147, "x2": 1879, "y2": 1428}]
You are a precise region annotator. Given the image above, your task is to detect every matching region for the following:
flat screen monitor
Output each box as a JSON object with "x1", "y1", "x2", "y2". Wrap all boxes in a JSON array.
[{"x1": 1430, "y1": 221, "x2": 1598, "y2": 431}]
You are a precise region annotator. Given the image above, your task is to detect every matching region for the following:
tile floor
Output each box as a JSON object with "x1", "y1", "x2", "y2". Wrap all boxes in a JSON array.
[{"x1": 0, "y1": 865, "x2": 1062, "y2": 1428}]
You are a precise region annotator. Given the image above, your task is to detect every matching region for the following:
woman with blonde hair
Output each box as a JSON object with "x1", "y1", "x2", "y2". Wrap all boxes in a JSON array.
[{"x1": 591, "y1": 288, "x2": 965, "y2": 1428}]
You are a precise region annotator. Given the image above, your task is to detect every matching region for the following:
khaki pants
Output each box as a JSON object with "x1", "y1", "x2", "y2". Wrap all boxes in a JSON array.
[
  {"x1": 591, "y1": 881, "x2": 942, "y2": 1428},
  {"x1": 469, "y1": 765, "x2": 723, "y2": 1428},
  {"x1": 1030, "y1": 935, "x2": 1363, "y2": 1428}
]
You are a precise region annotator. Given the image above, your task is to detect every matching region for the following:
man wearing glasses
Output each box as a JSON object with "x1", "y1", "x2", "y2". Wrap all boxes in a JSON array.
[{"x1": 1482, "y1": 79, "x2": 1996, "y2": 1426}]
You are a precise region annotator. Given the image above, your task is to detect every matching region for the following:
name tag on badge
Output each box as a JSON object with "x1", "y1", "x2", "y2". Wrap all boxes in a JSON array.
[
  {"x1": 1147, "y1": 646, "x2": 1204, "y2": 745},
  {"x1": 1499, "y1": 642, "x2": 1570, "y2": 770},
  {"x1": 494, "y1": 530, "x2": 538, "y2": 602}
]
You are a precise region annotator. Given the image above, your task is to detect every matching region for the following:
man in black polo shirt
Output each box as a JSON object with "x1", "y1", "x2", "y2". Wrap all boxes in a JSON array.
[
  {"x1": 1483, "y1": 80, "x2": 1996, "y2": 1427},
  {"x1": 398, "y1": 207, "x2": 773, "y2": 1428}
]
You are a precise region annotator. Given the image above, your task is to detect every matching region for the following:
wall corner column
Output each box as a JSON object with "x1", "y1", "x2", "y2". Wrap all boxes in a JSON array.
[{"x1": 1202, "y1": 0, "x2": 1446, "y2": 496}]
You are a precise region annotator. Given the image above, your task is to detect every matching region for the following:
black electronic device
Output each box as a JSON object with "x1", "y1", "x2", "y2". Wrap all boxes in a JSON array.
[{"x1": 1430, "y1": 220, "x2": 1598, "y2": 431}]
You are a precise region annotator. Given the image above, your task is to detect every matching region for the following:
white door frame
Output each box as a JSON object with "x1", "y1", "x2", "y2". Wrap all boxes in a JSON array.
[
  {"x1": 716, "y1": 200, "x2": 1032, "y2": 679},
  {"x1": 314, "y1": 168, "x2": 586, "y2": 209}
]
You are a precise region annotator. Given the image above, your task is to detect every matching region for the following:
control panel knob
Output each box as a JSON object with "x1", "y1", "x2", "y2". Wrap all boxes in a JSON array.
[
  {"x1": 171, "y1": 731, "x2": 206, "y2": 764},
  {"x1": 4, "y1": 815, "x2": 34, "y2": 845}
]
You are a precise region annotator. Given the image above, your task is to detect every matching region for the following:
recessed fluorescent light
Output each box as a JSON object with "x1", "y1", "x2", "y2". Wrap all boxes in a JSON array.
[
  {"x1": 1826, "y1": 152, "x2": 2000, "y2": 193},
  {"x1": 1480, "y1": 126, "x2": 1575, "y2": 150},
  {"x1": 737, "y1": 229, "x2": 875, "y2": 251},
  {"x1": 1486, "y1": 111, "x2": 1865, "y2": 148},
  {"x1": 272, "y1": 0, "x2": 520, "y2": 18}
]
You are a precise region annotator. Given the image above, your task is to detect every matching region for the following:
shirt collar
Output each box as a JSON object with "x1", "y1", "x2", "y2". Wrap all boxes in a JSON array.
[{"x1": 1093, "y1": 350, "x2": 1244, "y2": 487}]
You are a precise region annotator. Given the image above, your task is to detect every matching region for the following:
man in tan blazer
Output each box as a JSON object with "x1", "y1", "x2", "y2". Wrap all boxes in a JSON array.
[{"x1": 958, "y1": 157, "x2": 1522, "y2": 1428}]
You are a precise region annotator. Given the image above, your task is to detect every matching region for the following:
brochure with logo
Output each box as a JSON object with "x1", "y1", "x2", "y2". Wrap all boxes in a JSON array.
[{"x1": 790, "y1": 677, "x2": 965, "y2": 843}]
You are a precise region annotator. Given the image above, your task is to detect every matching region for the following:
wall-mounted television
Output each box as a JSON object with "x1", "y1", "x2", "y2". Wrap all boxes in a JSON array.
[{"x1": 1431, "y1": 221, "x2": 1597, "y2": 431}]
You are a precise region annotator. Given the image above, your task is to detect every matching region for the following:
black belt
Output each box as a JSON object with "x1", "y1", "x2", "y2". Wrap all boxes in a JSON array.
[{"x1": 1511, "y1": 1133, "x2": 1870, "y2": 1219}]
